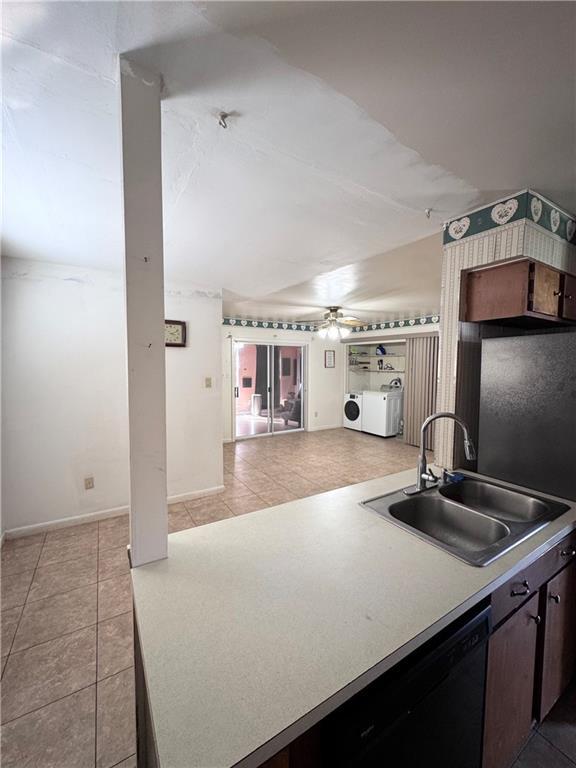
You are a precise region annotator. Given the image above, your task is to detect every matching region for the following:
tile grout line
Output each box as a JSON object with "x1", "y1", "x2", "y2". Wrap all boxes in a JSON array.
[
  {"x1": 109, "y1": 754, "x2": 136, "y2": 768},
  {"x1": 9, "y1": 592, "x2": 99, "y2": 654},
  {"x1": 95, "y1": 518, "x2": 101, "y2": 768},
  {"x1": 6, "y1": 614, "x2": 132, "y2": 673},
  {"x1": 0, "y1": 665, "x2": 135, "y2": 729},
  {"x1": 24, "y1": 579, "x2": 98, "y2": 608},
  {"x1": 4, "y1": 531, "x2": 47, "y2": 663},
  {"x1": 1, "y1": 525, "x2": 132, "y2": 756},
  {"x1": 1, "y1": 681, "x2": 97, "y2": 728},
  {"x1": 513, "y1": 730, "x2": 538, "y2": 765},
  {"x1": 35, "y1": 537, "x2": 128, "y2": 568},
  {"x1": 33, "y1": 548, "x2": 100, "y2": 571},
  {"x1": 537, "y1": 728, "x2": 576, "y2": 766},
  {"x1": 24, "y1": 564, "x2": 130, "y2": 607},
  {"x1": 5, "y1": 564, "x2": 128, "y2": 616}
]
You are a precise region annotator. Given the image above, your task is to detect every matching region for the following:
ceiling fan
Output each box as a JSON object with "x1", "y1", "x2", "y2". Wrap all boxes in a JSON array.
[{"x1": 316, "y1": 306, "x2": 363, "y2": 340}]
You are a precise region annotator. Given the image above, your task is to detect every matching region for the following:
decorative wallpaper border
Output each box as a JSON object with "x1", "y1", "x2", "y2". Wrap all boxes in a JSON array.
[
  {"x1": 222, "y1": 314, "x2": 439, "y2": 333},
  {"x1": 443, "y1": 190, "x2": 576, "y2": 246},
  {"x1": 350, "y1": 315, "x2": 439, "y2": 332},
  {"x1": 223, "y1": 317, "x2": 316, "y2": 332}
]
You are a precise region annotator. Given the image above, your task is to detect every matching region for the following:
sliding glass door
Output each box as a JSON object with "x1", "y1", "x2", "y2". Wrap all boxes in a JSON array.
[
  {"x1": 233, "y1": 343, "x2": 304, "y2": 439},
  {"x1": 234, "y1": 344, "x2": 270, "y2": 438},
  {"x1": 274, "y1": 345, "x2": 303, "y2": 433}
]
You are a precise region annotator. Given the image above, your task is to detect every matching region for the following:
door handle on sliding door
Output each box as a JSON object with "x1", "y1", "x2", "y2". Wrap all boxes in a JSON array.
[{"x1": 234, "y1": 387, "x2": 239, "y2": 398}]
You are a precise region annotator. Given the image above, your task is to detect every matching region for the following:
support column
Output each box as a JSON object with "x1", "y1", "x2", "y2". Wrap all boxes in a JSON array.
[{"x1": 119, "y1": 58, "x2": 168, "y2": 566}]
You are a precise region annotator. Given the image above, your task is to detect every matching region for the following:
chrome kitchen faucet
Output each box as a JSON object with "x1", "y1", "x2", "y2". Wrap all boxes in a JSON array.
[{"x1": 405, "y1": 412, "x2": 476, "y2": 495}]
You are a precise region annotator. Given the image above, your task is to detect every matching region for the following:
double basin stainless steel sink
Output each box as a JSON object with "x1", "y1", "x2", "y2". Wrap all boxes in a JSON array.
[{"x1": 362, "y1": 476, "x2": 570, "y2": 566}]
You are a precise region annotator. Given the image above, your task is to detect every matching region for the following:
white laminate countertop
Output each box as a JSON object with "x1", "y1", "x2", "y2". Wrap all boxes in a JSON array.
[{"x1": 131, "y1": 469, "x2": 576, "y2": 768}]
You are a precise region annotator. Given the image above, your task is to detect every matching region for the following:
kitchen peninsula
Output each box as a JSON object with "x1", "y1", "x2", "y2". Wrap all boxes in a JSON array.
[{"x1": 132, "y1": 467, "x2": 576, "y2": 768}]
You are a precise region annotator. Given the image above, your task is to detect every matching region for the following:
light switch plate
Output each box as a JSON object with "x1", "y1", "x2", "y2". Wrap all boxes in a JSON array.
[{"x1": 205, "y1": 377, "x2": 212, "y2": 389}]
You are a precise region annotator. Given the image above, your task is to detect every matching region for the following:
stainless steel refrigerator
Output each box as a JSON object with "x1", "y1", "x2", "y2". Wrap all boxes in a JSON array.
[{"x1": 478, "y1": 331, "x2": 576, "y2": 501}]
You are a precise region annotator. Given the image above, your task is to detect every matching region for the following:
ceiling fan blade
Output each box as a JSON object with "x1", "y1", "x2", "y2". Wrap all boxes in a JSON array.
[{"x1": 299, "y1": 307, "x2": 362, "y2": 327}]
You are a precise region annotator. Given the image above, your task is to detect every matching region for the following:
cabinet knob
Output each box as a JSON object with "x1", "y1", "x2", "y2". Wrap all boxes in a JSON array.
[
  {"x1": 550, "y1": 594, "x2": 561, "y2": 604},
  {"x1": 560, "y1": 548, "x2": 576, "y2": 558},
  {"x1": 554, "y1": 290, "x2": 562, "y2": 296},
  {"x1": 565, "y1": 294, "x2": 574, "y2": 300},
  {"x1": 511, "y1": 579, "x2": 530, "y2": 597},
  {"x1": 530, "y1": 615, "x2": 542, "y2": 625}
]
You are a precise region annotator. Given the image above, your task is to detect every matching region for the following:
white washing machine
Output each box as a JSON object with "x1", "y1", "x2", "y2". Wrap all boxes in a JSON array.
[
  {"x1": 343, "y1": 392, "x2": 363, "y2": 430},
  {"x1": 361, "y1": 390, "x2": 403, "y2": 437}
]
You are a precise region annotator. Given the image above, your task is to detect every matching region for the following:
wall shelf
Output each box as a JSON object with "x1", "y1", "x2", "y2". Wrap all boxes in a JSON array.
[
  {"x1": 348, "y1": 354, "x2": 405, "y2": 359},
  {"x1": 350, "y1": 368, "x2": 405, "y2": 373},
  {"x1": 347, "y1": 340, "x2": 407, "y2": 390}
]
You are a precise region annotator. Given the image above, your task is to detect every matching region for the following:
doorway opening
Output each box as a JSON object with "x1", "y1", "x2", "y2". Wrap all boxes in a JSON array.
[{"x1": 233, "y1": 343, "x2": 305, "y2": 439}]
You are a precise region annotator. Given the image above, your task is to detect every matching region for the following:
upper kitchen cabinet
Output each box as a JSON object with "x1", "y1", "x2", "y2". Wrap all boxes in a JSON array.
[
  {"x1": 562, "y1": 272, "x2": 576, "y2": 321},
  {"x1": 460, "y1": 258, "x2": 576, "y2": 327}
]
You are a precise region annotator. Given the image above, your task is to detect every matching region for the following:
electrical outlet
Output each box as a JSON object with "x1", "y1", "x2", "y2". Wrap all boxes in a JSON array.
[
  {"x1": 84, "y1": 476, "x2": 95, "y2": 490},
  {"x1": 205, "y1": 377, "x2": 212, "y2": 389},
  {"x1": 314, "y1": 411, "x2": 318, "y2": 418}
]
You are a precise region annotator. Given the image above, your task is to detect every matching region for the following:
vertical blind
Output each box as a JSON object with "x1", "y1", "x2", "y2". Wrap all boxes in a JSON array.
[{"x1": 403, "y1": 335, "x2": 439, "y2": 450}]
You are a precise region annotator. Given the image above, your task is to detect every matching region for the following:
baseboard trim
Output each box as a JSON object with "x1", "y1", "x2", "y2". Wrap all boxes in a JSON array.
[
  {"x1": 4, "y1": 484, "x2": 226, "y2": 540},
  {"x1": 167, "y1": 485, "x2": 224, "y2": 504},
  {"x1": 5, "y1": 505, "x2": 130, "y2": 540},
  {"x1": 307, "y1": 424, "x2": 343, "y2": 432}
]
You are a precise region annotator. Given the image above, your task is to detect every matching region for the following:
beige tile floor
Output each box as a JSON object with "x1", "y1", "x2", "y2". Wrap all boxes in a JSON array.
[{"x1": 0, "y1": 429, "x2": 422, "y2": 767}]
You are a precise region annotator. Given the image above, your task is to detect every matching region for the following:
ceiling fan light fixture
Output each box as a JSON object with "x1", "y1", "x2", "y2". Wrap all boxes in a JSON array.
[
  {"x1": 315, "y1": 306, "x2": 359, "y2": 340},
  {"x1": 327, "y1": 323, "x2": 340, "y2": 341}
]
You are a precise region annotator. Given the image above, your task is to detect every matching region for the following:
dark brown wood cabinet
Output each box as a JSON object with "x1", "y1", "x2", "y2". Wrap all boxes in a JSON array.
[
  {"x1": 490, "y1": 530, "x2": 576, "y2": 626},
  {"x1": 463, "y1": 260, "x2": 530, "y2": 323},
  {"x1": 260, "y1": 750, "x2": 290, "y2": 768},
  {"x1": 531, "y1": 262, "x2": 562, "y2": 316},
  {"x1": 483, "y1": 533, "x2": 576, "y2": 768},
  {"x1": 562, "y1": 273, "x2": 576, "y2": 321},
  {"x1": 483, "y1": 593, "x2": 540, "y2": 768},
  {"x1": 539, "y1": 561, "x2": 576, "y2": 719},
  {"x1": 461, "y1": 258, "x2": 576, "y2": 327}
]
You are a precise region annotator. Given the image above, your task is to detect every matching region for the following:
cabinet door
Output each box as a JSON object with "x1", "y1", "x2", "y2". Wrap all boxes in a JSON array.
[
  {"x1": 483, "y1": 593, "x2": 540, "y2": 768},
  {"x1": 530, "y1": 262, "x2": 562, "y2": 316},
  {"x1": 540, "y1": 562, "x2": 576, "y2": 719},
  {"x1": 561, "y1": 274, "x2": 576, "y2": 321},
  {"x1": 464, "y1": 261, "x2": 530, "y2": 322},
  {"x1": 259, "y1": 750, "x2": 289, "y2": 768}
]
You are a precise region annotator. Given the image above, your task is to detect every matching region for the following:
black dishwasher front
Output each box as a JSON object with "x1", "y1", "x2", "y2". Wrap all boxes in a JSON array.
[{"x1": 321, "y1": 603, "x2": 491, "y2": 768}]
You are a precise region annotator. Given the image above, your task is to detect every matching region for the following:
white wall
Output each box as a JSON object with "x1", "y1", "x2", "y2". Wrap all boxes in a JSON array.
[
  {"x1": 2, "y1": 258, "x2": 223, "y2": 533},
  {"x1": 306, "y1": 333, "x2": 346, "y2": 432},
  {"x1": 222, "y1": 326, "x2": 345, "y2": 441},
  {"x1": 165, "y1": 288, "x2": 223, "y2": 501},
  {"x1": 0, "y1": 264, "x2": 3, "y2": 539}
]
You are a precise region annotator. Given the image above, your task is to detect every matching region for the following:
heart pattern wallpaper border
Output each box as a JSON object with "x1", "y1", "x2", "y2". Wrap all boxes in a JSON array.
[
  {"x1": 222, "y1": 315, "x2": 440, "y2": 333},
  {"x1": 443, "y1": 190, "x2": 576, "y2": 245}
]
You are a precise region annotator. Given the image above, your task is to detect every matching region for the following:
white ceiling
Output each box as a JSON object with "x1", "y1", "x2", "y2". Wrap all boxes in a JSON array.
[
  {"x1": 226, "y1": 232, "x2": 443, "y2": 323},
  {"x1": 3, "y1": 2, "x2": 575, "y2": 322}
]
